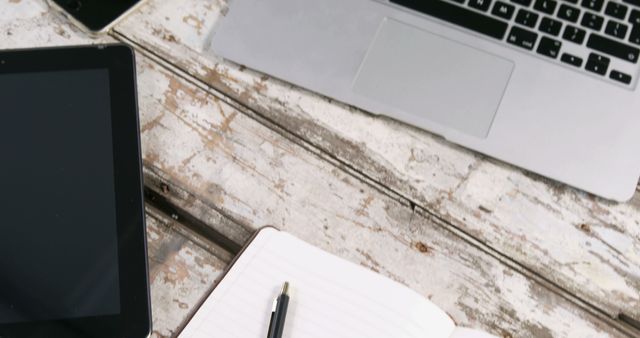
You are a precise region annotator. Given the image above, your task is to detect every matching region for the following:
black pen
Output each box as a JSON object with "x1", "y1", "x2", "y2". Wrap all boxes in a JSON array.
[{"x1": 266, "y1": 282, "x2": 290, "y2": 338}]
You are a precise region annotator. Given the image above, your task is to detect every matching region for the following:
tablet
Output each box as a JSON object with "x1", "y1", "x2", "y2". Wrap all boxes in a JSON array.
[{"x1": 0, "y1": 45, "x2": 150, "y2": 338}]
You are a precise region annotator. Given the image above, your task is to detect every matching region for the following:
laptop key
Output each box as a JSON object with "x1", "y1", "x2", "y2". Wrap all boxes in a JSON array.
[
  {"x1": 469, "y1": 0, "x2": 493, "y2": 11},
  {"x1": 610, "y1": 70, "x2": 632, "y2": 83},
  {"x1": 587, "y1": 33, "x2": 639, "y2": 62},
  {"x1": 507, "y1": 26, "x2": 538, "y2": 49},
  {"x1": 630, "y1": 9, "x2": 640, "y2": 25},
  {"x1": 511, "y1": 0, "x2": 532, "y2": 5},
  {"x1": 561, "y1": 53, "x2": 583, "y2": 66},
  {"x1": 604, "y1": 21, "x2": 628, "y2": 39},
  {"x1": 585, "y1": 53, "x2": 610, "y2": 75},
  {"x1": 631, "y1": 25, "x2": 640, "y2": 44},
  {"x1": 622, "y1": 0, "x2": 640, "y2": 7},
  {"x1": 492, "y1": 1, "x2": 516, "y2": 19},
  {"x1": 563, "y1": 25, "x2": 587, "y2": 43},
  {"x1": 515, "y1": 8, "x2": 539, "y2": 27},
  {"x1": 557, "y1": 4, "x2": 581, "y2": 22},
  {"x1": 581, "y1": 0, "x2": 604, "y2": 11},
  {"x1": 534, "y1": 0, "x2": 558, "y2": 14},
  {"x1": 537, "y1": 36, "x2": 563, "y2": 58},
  {"x1": 581, "y1": 13, "x2": 605, "y2": 31},
  {"x1": 605, "y1": 2, "x2": 628, "y2": 20},
  {"x1": 540, "y1": 17, "x2": 563, "y2": 35},
  {"x1": 390, "y1": 0, "x2": 509, "y2": 39}
]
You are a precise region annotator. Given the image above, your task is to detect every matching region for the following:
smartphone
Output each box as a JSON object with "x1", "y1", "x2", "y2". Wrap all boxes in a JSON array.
[{"x1": 48, "y1": 0, "x2": 146, "y2": 34}]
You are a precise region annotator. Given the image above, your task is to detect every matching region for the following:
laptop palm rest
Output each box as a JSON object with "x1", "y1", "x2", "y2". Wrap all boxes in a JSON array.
[{"x1": 353, "y1": 18, "x2": 514, "y2": 138}]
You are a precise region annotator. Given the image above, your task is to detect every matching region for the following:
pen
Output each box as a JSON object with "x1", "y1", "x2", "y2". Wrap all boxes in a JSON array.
[{"x1": 266, "y1": 282, "x2": 290, "y2": 338}]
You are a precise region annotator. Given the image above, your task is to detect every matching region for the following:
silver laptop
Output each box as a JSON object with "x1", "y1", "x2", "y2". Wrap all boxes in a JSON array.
[{"x1": 211, "y1": 0, "x2": 640, "y2": 201}]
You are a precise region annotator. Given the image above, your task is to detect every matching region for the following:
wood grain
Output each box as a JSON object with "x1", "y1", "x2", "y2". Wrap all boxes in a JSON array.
[
  {"x1": 146, "y1": 208, "x2": 229, "y2": 338},
  {"x1": 2, "y1": 0, "x2": 637, "y2": 336},
  {"x1": 112, "y1": 0, "x2": 640, "y2": 323},
  {"x1": 131, "y1": 49, "x2": 632, "y2": 336}
]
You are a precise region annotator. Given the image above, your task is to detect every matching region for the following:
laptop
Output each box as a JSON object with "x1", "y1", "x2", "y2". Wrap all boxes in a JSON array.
[{"x1": 211, "y1": 0, "x2": 640, "y2": 202}]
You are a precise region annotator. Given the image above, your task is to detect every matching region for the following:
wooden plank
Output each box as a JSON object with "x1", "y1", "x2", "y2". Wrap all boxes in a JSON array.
[
  {"x1": 143, "y1": 166, "x2": 252, "y2": 250},
  {"x1": 112, "y1": 0, "x2": 640, "y2": 322},
  {"x1": 146, "y1": 208, "x2": 229, "y2": 338},
  {"x1": 2, "y1": 1, "x2": 635, "y2": 335},
  {"x1": 130, "y1": 48, "x2": 631, "y2": 335}
]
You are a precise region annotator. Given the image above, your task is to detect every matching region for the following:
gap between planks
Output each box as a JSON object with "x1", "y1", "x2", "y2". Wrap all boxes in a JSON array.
[{"x1": 112, "y1": 31, "x2": 640, "y2": 335}]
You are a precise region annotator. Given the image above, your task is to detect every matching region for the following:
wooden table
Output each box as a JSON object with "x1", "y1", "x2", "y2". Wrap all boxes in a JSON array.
[{"x1": 2, "y1": 1, "x2": 639, "y2": 337}]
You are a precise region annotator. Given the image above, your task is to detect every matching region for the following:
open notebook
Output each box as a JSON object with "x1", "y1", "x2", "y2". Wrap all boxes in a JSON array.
[{"x1": 178, "y1": 227, "x2": 496, "y2": 338}]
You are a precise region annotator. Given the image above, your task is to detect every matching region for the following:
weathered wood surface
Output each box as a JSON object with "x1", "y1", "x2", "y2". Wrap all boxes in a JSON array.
[
  {"x1": 146, "y1": 208, "x2": 229, "y2": 338},
  {"x1": 2, "y1": 0, "x2": 639, "y2": 337},
  {"x1": 112, "y1": 0, "x2": 640, "y2": 324},
  {"x1": 131, "y1": 46, "x2": 631, "y2": 336}
]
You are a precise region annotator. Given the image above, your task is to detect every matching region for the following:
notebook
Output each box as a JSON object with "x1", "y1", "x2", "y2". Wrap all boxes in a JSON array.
[{"x1": 177, "y1": 227, "x2": 496, "y2": 338}]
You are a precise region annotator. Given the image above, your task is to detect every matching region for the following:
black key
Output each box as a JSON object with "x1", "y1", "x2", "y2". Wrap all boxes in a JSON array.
[
  {"x1": 631, "y1": 24, "x2": 640, "y2": 44},
  {"x1": 581, "y1": 0, "x2": 604, "y2": 11},
  {"x1": 630, "y1": 9, "x2": 640, "y2": 25},
  {"x1": 534, "y1": 0, "x2": 558, "y2": 14},
  {"x1": 561, "y1": 53, "x2": 584, "y2": 66},
  {"x1": 511, "y1": 0, "x2": 532, "y2": 5},
  {"x1": 585, "y1": 53, "x2": 610, "y2": 75},
  {"x1": 563, "y1": 25, "x2": 587, "y2": 43},
  {"x1": 540, "y1": 17, "x2": 564, "y2": 35},
  {"x1": 605, "y1": 2, "x2": 628, "y2": 20},
  {"x1": 563, "y1": 26, "x2": 585, "y2": 43},
  {"x1": 390, "y1": 0, "x2": 509, "y2": 39},
  {"x1": 610, "y1": 70, "x2": 632, "y2": 83},
  {"x1": 469, "y1": 0, "x2": 493, "y2": 11},
  {"x1": 451, "y1": 0, "x2": 466, "y2": 3},
  {"x1": 492, "y1": 1, "x2": 516, "y2": 19},
  {"x1": 587, "y1": 33, "x2": 640, "y2": 62},
  {"x1": 507, "y1": 26, "x2": 539, "y2": 49},
  {"x1": 564, "y1": 0, "x2": 579, "y2": 3},
  {"x1": 581, "y1": 13, "x2": 605, "y2": 30},
  {"x1": 515, "y1": 9, "x2": 539, "y2": 27},
  {"x1": 557, "y1": 4, "x2": 581, "y2": 22},
  {"x1": 604, "y1": 20, "x2": 629, "y2": 39},
  {"x1": 537, "y1": 36, "x2": 563, "y2": 57},
  {"x1": 623, "y1": 0, "x2": 640, "y2": 7}
]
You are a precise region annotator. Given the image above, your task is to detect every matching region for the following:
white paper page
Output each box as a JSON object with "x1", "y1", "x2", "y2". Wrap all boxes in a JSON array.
[
  {"x1": 450, "y1": 327, "x2": 498, "y2": 338},
  {"x1": 179, "y1": 228, "x2": 455, "y2": 338}
]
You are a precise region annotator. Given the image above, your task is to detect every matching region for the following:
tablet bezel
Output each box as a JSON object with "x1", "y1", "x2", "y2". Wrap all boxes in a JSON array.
[{"x1": 0, "y1": 45, "x2": 150, "y2": 338}]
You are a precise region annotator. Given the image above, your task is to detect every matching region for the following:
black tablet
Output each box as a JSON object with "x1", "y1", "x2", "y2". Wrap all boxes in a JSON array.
[{"x1": 0, "y1": 45, "x2": 150, "y2": 338}]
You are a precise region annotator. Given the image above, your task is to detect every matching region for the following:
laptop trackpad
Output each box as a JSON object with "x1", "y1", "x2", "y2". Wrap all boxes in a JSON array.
[{"x1": 353, "y1": 19, "x2": 514, "y2": 138}]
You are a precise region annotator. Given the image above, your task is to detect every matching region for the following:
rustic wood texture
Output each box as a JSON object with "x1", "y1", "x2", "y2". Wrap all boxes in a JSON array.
[
  {"x1": 2, "y1": 0, "x2": 639, "y2": 336},
  {"x1": 130, "y1": 48, "x2": 631, "y2": 336},
  {"x1": 112, "y1": 0, "x2": 640, "y2": 324},
  {"x1": 146, "y1": 208, "x2": 229, "y2": 338}
]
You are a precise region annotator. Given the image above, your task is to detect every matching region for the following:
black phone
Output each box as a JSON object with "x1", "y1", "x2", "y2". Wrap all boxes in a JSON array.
[{"x1": 49, "y1": 0, "x2": 144, "y2": 33}]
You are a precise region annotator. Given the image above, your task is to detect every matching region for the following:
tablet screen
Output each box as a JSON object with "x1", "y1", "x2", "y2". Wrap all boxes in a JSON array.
[{"x1": 0, "y1": 69, "x2": 121, "y2": 323}]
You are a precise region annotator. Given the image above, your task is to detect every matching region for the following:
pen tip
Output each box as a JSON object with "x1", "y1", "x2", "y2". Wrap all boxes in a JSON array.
[{"x1": 282, "y1": 282, "x2": 289, "y2": 295}]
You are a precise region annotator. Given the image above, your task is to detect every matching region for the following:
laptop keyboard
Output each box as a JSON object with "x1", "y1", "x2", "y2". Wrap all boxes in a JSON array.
[{"x1": 390, "y1": 0, "x2": 640, "y2": 86}]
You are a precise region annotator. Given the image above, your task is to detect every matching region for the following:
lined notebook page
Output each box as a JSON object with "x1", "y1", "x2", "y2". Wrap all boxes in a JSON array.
[{"x1": 179, "y1": 228, "x2": 455, "y2": 338}]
